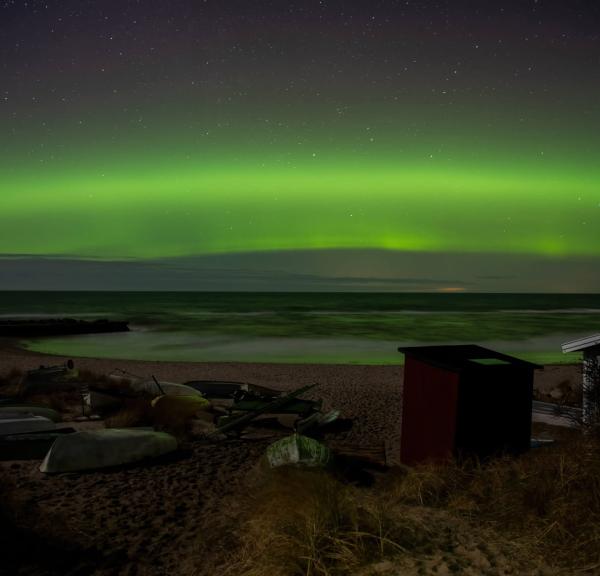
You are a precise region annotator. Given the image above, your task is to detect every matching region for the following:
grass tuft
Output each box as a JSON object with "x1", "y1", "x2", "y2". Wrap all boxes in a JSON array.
[
  {"x1": 104, "y1": 398, "x2": 153, "y2": 428},
  {"x1": 226, "y1": 434, "x2": 600, "y2": 575},
  {"x1": 227, "y1": 468, "x2": 433, "y2": 576}
]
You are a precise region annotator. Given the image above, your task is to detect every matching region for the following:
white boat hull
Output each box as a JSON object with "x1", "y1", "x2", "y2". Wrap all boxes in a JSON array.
[
  {"x1": 40, "y1": 428, "x2": 178, "y2": 473},
  {"x1": 0, "y1": 415, "x2": 56, "y2": 436}
]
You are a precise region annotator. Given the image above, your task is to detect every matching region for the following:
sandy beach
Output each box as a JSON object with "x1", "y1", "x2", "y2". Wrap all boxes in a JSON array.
[{"x1": 0, "y1": 342, "x2": 583, "y2": 575}]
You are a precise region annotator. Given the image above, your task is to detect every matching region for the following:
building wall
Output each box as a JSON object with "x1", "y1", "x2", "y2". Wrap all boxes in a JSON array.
[
  {"x1": 583, "y1": 346, "x2": 600, "y2": 425},
  {"x1": 400, "y1": 357, "x2": 460, "y2": 465},
  {"x1": 455, "y1": 366, "x2": 533, "y2": 459}
]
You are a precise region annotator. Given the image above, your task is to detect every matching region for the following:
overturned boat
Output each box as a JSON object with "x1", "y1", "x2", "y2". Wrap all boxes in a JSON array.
[
  {"x1": 40, "y1": 428, "x2": 178, "y2": 473},
  {"x1": 127, "y1": 378, "x2": 206, "y2": 398},
  {"x1": 265, "y1": 433, "x2": 332, "y2": 469},
  {"x1": 0, "y1": 427, "x2": 76, "y2": 460},
  {"x1": 0, "y1": 401, "x2": 61, "y2": 422},
  {"x1": 0, "y1": 414, "x2": 56, "y2": 436}
]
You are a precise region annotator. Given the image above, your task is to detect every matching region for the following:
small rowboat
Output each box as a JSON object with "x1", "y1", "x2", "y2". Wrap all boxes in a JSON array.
[
  {"x1": 40, "y1": 428, "x2": 178, "y2": 473},
  {"x1": 0, "y1": 414, "x2": 56, "y2": 436},
  {"x1": 265, "y1": 434, "x2": 332, "y2": 469},
  {"x1": 0, "y1": 427, "x2": 76, "y2": 460},
  {"x1": 0, "y1": 402, "x2": 61, "y2": 423},
  {"x1": 131, "y1": 380, "x2": 205, "y2": 398}
]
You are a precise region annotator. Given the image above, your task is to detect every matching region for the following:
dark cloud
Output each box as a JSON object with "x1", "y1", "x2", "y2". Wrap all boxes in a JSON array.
[
  {"x1": 1, "y1": 249, "x2": 599, "y2": 292},
  {"x1": 475, "y1": 275, "x2": 517, "y2": 281}
]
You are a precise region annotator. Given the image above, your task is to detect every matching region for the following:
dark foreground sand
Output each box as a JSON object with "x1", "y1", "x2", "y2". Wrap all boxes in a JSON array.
[{"x1": 0, "y1": 342, "x2": 582, "y2": 575}]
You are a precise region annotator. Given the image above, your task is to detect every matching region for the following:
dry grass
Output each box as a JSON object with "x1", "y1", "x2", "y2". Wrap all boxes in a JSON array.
[
  {"x1": 104, "y1": 396, "x2": 203, "y2": 438},
  {"x1": 226, "y1": 434, "x2": 600, "y2": 575},
  {"x1": 104, "y1": 397, "x2": 153, "y2": 428},
  {"x1": 77, "y1": 368, "x2": 137, "y2": 394},
  {"x1": 0, "y1": 368, "x2": 23, "y2": 395},
  {"x1": 227, "y1": 468, "x2": 435, "y2": 576},
  {"x1": 397, "y1": 436, "x2": 600, "y2": 570}
]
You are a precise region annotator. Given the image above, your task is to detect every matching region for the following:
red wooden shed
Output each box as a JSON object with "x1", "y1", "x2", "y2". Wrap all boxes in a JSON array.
[{"x1": 398, "y1": 345, "x2": 542, "y2": 465}]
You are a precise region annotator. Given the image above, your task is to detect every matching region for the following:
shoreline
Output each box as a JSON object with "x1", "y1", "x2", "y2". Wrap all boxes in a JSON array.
[
  {"x1": 1, "y1": 337, "x2": 582, "y2": 400},
  {"x1": 14, "y1": 330, "x2": 585, "y2": 368}
]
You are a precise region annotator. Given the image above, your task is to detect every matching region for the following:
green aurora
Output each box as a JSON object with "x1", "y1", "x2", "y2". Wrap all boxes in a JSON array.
[
  {"x1": 2, "y1": 1, "x2": 600, "y2": 266},
  {"x1": 1, "y1": 125, "x2": 599, "y2": 259}
]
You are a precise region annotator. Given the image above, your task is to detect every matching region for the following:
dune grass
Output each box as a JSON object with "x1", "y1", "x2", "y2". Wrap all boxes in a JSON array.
[
  {"x1": 227, "y1": 433, "x2": 600, "y2": 575},
  {"x1": 226, "y1": 468, "x2": 434, "y2": 576},
  {"x1": 388, "y1": 436, "x2": 600, "y2": 568}
]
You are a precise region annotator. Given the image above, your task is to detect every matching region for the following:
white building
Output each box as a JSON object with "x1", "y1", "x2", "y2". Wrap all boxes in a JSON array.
[{"x1": 562, "y1": 334, "x2": 600, "y2": 426}]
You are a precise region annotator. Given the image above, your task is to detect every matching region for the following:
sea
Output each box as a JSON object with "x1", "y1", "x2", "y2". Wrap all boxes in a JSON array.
[{"x1": 2, "y1": 292, "x2": 599, "y2": 365}]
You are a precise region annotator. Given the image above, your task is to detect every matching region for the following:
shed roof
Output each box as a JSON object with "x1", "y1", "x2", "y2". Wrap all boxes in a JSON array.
[
  {"x1": 561, "y1": 334, "x2": 600, "y2": 354},
  {"x1": 398, "y1": 344, "x2": 543, "y2": 372}
]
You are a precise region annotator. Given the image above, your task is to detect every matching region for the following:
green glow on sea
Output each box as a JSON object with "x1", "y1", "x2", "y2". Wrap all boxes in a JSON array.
[{"x1": 23, "y1": 334, "x2": 581, "y2": 366}]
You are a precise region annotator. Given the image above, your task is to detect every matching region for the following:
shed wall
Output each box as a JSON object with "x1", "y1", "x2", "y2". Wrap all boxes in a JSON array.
[
  {"x1": 400, "y1": 357, "x2": 459, "y2": 465},
  {"x1": 455, "y1": 366, "x2": 533, "y2": 459}
]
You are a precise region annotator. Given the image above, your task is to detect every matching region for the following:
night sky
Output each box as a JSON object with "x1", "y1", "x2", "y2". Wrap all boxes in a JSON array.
[{"x1": 1, "y1": 1, "x2": 599, "y2": 290}]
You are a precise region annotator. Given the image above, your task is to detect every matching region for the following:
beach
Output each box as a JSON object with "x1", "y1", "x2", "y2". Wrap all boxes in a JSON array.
[{"x1": 0, "y1": 341, "x2": 583, "y2": 575}]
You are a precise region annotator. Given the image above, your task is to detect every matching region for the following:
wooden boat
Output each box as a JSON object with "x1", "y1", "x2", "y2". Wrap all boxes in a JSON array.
[
  {"x1": 0, "y1": 401, "x2": 61, "y2": 422},
  {"x1": 265, "y1": 433, "x2": 332, "y2": 468},
  {"x1": 0, "y1": 414, "x2": 56, "y2": 436},
  {"x1": 130, "y1": 380, "x2": 205, "y2": 398},
  {"x1": 40, "y1": 428, "x2": 178, "y2": 473},
  {"x1": 0, "y1": 427, "x2": 76, "y2": 460},
  {"x1": 108, "y1": 371, "x2": 207, "y2": 399},
  {"x1": 185, "y1": 380, "x2": 280, "y2": 399}
]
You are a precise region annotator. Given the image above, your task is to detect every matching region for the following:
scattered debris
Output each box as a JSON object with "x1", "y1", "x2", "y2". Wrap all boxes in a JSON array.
[
  {"x1": 296, "y1": 409, "x2": 340, "y2": 435},
  {"x1": 185, "y1": 380, "x2": 280, "y2": 399},
  {"x1": 20, "y1": 360, "x2": 79, "y2": 395},
  {"x1": 82, "y1": 389, "x2": 123, "y2": 413},
  {"x1": 215, "y1": 384, "x2": 319, "y2": 435},
  {"x1": 2, "y1": 366, "x2": 351, "y2": 475},
  {"x1": 333, "y1": 442, "x2": 389, "y2": 469}
]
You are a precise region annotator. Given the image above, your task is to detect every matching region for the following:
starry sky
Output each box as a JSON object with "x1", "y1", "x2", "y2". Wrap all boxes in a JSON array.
[{"x1": 1, "y1": 1, "x2": 599, "y2": 290}]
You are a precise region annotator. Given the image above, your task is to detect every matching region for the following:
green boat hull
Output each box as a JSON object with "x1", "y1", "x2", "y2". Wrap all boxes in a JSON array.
[{"x1": 265, "y1": 433, "x2": 332, "y2": 468}]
